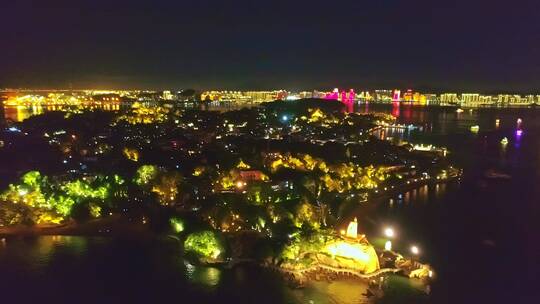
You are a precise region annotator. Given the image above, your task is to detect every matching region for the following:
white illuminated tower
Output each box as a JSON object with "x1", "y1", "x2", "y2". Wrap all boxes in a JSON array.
[{"x1": 346, "y1": 217, "x2": 358, "y2": 239}]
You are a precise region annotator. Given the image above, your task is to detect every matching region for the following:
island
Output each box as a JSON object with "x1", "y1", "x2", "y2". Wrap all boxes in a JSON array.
[{"x1": 0, "y1": 98, "x2": 459, "y2": 301}]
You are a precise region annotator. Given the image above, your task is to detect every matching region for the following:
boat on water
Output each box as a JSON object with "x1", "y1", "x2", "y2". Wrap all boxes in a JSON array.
[
  {"x1": 456, "y1": 108, "x2": 464, "y2": 113},
  {"x1": 470, "y1": 125, "x2": 479, "y2": 132},
  {"x1": 485, "y1": 169, "x2": 512, "y2": 179}
]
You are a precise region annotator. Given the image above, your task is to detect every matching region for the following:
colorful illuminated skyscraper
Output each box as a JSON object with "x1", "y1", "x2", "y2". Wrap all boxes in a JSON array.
[{"x1": 392, "y1": 89, "x2": 401, "y2": 102}]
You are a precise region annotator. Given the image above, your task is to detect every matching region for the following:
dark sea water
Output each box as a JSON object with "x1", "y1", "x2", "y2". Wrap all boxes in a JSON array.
[
  {"x1": 357, "y1": 104, "x2": 540, "y2": 304},
  {"x1": 1, "y1": 104, "x2": 539, "y2": 303}
]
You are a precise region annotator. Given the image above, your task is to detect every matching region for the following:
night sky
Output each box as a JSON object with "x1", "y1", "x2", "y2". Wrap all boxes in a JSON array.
[{"x1": 2, "y1": 0, "x2": 540, "y2": 92}]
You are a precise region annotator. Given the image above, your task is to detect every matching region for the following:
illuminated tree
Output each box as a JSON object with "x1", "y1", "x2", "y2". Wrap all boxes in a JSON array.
[
  {"x1": 170, "y1": 217, "x2": 185, "y2": 233},
  {"x1": 62, "y1": 180, "x2": 108, "y2": 200},
  {"x1": 302, "y1": 154, "x2": 318, "y2": 170},
  {"x1": 320, "y1": 174, "x2": 342, "y2": 192},
  {"x1": 151, "y1": 171, "x2": 182, "y2": 206},
  {"x1": 88, "y1": 203, "x2": 102, "y2": 218},
  {"x1": 266, "y1": 153, "x2": 389, "y2": 192},
  {"x1": 192, "y1": 166, "x2": 206, "y2": 177},
  {"x1": 236, "y1": 159, "x2": 251, "y2": 170},
  {"x1": 47, "y1": 195, "x2": 76, "y2": 216},
  {"x1": 295, "y1": 202, "x2": 320, "y2": 229},
  {"x1": 0, "y1": 200, "x2": 32, "y2": 226},
  {"x1": 21, "y1": 171, "x2": 44, "y2": 188},
  {"x1": 1, "y1": 171, "x2": 125, "y2": 225},
  {"x1": 134, "y1": 165, "x2": 158, "y2": 185},
  {"x1": 280, "y1": 229, "x2": 335, "y2": 261},
  {"x1": 123, "y1": 147, "x2": 140, "y2": 162},
  {"x1": 215, "y1": 169, "x2": 241, "y2": 191},
  {"x1": 184, "y1": 230, "x2": 223, "y2": 260}
]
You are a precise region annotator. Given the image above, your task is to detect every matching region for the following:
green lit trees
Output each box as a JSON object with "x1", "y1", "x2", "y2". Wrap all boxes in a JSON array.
[
  {"x1": 134, "y1": 165, "x2": 158, "y2": 186},
  {"x1": 170, "y1": 217, "x2": 185, "y2": 233},
  {"x1": 0, "y1": 171, "x2": 125, "y2": 225},
  {"x1": 280, "y1": 229, "x2": 335, "y2": 262},
  {"x1": 184, "y1": 230, "x2": 223, "y2": 261},
  {"x1": 0, "y1": 199, "x2": 32, "y2": 226},
  {"x1": 151, "y1": 171, "x2": 182, "y2": 206},
  {"x1": 134, "y1": 165, "x2": 183, "y2": 206},
  {"x1": 294, "y1": 201, "x2": 320, "y2": 229},
  {"x1": 1, "y1": 171, "x2": 64, "y2": 224},
  {"x1": 269, "y1": 153, "x2": 389, "y2": 193}
]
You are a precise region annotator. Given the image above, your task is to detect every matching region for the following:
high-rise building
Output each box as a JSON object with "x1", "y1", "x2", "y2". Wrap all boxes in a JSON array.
[
  {"x1": 298, "y1": 91, "x2": 313, "y2": 99},
  {"x1": 461, "y1": 94, "x2": 480, "y2": 106},
  {"x1": 162, "y1": 91, "x2": 174, "y2": 100},
  {"x1": 392, "y1": 90, "x2": 401, "y2": 102},
  {"x1": 374, "y1": 90, "x2": 393, "y2": 102},
  {"x1": 440, "y1": 93, "x2": 458, "y2": 105},
  {"x1": 357, "y1": 91, "x2": 372, "y2": 101},
  {"x1": 497, "y1": 94, "x2": 510, "y2": 104},
  {"x1": 312, "y1": 90, "x2": 327, "y2": 99},
  {"x1": 403, "y1": 89, "x2": 414, "y2": 102},
  {"x1": 424, "y1": 94, "x2": 438, "y2": 105}
]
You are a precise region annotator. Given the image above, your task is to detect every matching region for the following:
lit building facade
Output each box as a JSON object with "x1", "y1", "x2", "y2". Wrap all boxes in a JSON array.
[{"x1": 440, "y1": 93, "x2": 459, "y2": 105}]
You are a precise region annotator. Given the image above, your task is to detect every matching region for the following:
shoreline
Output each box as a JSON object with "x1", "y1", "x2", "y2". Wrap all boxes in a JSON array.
[
  {"x1": 0, "y1": 177, "x2": 459, "y2": 238},
  {"x1": 372, "y1": 175, "x2": 460, "y2": 202},
  {"x1": 0, "y1": 215, "x2": 153, "y2": 238}
]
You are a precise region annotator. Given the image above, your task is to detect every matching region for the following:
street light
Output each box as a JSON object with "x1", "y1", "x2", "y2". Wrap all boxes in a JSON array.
[
  {"x1": 384, "y1": 227, "x2": 395, "y2": 238},
  {"x1": 411, "y1": 245, "x2": 419, "y2": 255},
  {"x1": 384, "y1": 240, "x2": 392, "y2": 251}
]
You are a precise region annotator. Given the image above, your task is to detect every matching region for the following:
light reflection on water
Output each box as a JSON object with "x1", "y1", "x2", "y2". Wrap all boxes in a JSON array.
[
  {"x1": 291, "y1": 279, "x2": 370, "y2": 304},
  {"x1": 3, "y1": 104, "x2": 122, "y2": 122},
  {"x1": 183, "y1": 260, "x2": 221, "y2": 288},
  {"x1": 1, "y1": 102, "x2": 256, "y2": 123},
  {"x1": 391, "y1": 185, "x2": 432, "y2": 207}
]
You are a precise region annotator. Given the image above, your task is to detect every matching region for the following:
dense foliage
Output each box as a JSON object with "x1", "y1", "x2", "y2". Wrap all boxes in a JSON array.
[
  {"x1": 0, "y1": 171, "x2": 125, "y2": 225},
  {"x1": 184, "y1": 230, "x2": 223, "y2": 260}
]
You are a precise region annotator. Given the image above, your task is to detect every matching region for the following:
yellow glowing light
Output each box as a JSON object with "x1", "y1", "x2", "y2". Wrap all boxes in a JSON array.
[
  {"x1": 236, "y1": 159, "x2": 251, "y2": 169},
  {"x1": 411, "y1": 245, "x2": 419, "y2": 255},
  {"x1": 346, "y1": 218, "x2": 358, "y2": 239},
  {"x1": 326, "y1": 242, "x2": 369, "y2": 261},
  {"x1": 123, "y1": 147, "x2": 140, "y2": 162},
  {"x1": 192, "y1": 167, "x2": 205, "y2": 176}
]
